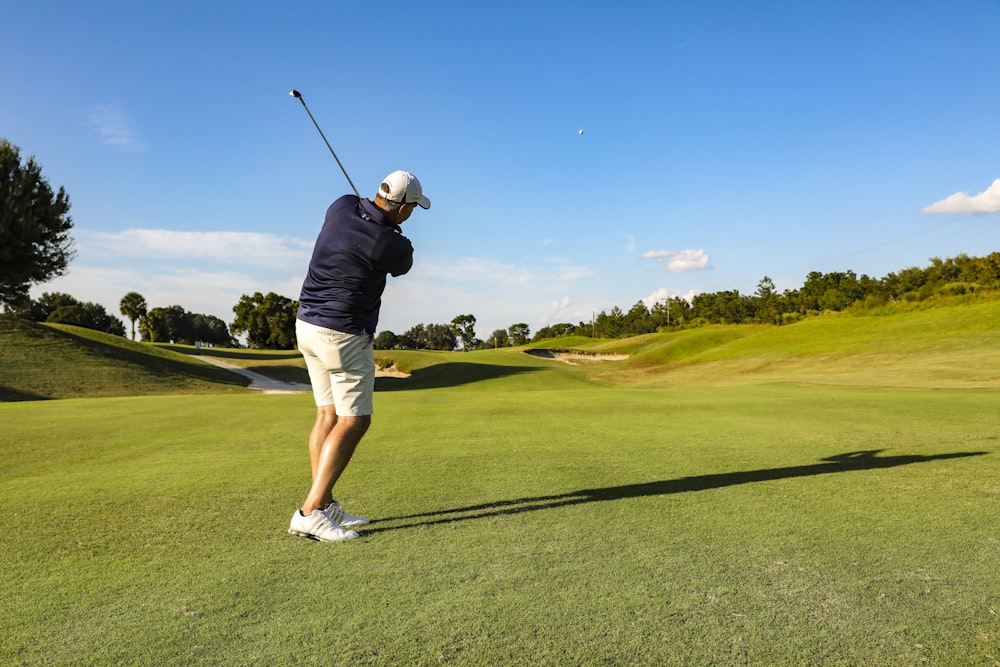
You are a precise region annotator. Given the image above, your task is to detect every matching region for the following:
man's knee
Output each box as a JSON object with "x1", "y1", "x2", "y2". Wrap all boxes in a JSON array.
[
  {"x1": 339, "y1": 415, "x2": 372, "y2": 434},
  {"x1": 315, "y1": 405, "x2": 338, "y2": 427}
]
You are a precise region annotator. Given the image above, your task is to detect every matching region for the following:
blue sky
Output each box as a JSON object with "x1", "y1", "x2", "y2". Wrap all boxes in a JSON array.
[{"x1": 4, "y1": 1, "x2": 1000, "y2": 340}]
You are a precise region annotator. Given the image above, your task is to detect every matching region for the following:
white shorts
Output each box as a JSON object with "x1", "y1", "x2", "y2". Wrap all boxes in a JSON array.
[{"x1": 296, "y1": 319, "x2": 375, "y2": 415}]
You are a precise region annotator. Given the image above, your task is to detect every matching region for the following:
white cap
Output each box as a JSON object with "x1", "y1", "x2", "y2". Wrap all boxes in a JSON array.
[{"x1": 379, "y1": 170, "x2": 431, "y2": 209}]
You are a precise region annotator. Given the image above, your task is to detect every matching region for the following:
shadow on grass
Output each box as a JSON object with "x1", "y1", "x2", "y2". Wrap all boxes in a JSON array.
[
  {"x1": 0, "y1": 386, "x2": 52, "y2": 402},
  {"x1": 50, "y1": 329, "x2": 250, "y2": 387},
  {"x1": 375, "y1": 363, "x2": 542, "y2": 391},
  {"x1": 367, "y1": 449, "x2": 988, "y2": 534}
]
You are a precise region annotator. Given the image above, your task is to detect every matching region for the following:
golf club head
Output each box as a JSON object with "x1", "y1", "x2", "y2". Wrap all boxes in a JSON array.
[{"x1": 289, "y1": 89, "x2": 302, "y2": 99}]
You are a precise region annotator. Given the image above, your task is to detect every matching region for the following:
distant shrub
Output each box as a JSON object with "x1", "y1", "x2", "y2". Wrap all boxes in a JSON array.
[{"x1": 938, "y1": 282, "x2": 978, "y2": 297}]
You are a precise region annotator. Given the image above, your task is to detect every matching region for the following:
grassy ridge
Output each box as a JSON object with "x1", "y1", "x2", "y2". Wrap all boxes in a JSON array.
[
  {"x1": 0, "y1": 318, "x2": 250, "y2": 400},
  {"x1": 554, "y1": 296, "x2": 1000, "y2": 389},
  {"x1": 3, "y1": 295, "x2": 1000, "y2": 401}
]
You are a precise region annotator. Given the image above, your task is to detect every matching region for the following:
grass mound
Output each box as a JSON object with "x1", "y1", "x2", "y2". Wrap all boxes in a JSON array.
[
  {"x1": 0, "y1": 318, "x2": 250, "y2": 400},
  {"x1": 4, "y1": 294, "x2": 1000, "y2": 402},
  {"x1": 531, "y1": 297, "x2": 1000, "y2": 389}
]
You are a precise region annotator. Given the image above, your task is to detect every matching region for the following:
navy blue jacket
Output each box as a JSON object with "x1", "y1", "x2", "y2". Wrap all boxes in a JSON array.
[{"x1": 297, "y1": 195, "x2": 413, "y2": 334}]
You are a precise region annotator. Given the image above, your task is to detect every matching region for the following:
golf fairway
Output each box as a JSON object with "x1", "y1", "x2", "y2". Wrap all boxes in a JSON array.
[{"x1": 2, "y1": 378, "x2": 997, "y2": 665}]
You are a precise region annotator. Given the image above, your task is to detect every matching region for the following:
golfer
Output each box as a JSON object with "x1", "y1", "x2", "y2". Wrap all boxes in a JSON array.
[{"x1": 289, "y1": 170, "x2": 430, "y2": 542}]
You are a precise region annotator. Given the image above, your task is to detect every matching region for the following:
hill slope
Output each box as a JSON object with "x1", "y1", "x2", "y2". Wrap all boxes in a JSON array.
[
  {"x1": 0, "y1": 318, "x2": 250, "y2": 401},
  {"x1": 3, "y1": 295, "x2": 1000, "y2": 401},
  {"x1": 533, "y1": 296, "x2": 1000, "y2": 388}
]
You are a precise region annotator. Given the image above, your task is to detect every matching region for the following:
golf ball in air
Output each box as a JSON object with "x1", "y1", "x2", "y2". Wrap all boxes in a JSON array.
[{"x1": 578, "y1": 129, "x2": 584, "y2": 135}]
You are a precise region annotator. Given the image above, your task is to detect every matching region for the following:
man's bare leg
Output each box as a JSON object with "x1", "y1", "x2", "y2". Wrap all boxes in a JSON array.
[
  {"x1": 301, "y1": 412, "x2": 371, "y2": 515},
  {"x1": 308, "y1": 406, "x2": 338, "y2": 481}
]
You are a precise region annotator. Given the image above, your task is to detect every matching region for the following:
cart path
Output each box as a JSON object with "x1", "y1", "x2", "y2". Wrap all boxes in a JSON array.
[{"x1": 199, "y1": 356, "x2": 311, "y2": 394}]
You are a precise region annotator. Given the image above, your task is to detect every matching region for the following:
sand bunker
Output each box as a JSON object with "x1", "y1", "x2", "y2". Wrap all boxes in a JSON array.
[{"x1": 524, "y1": 348, "x2": 628, "y2": 365}]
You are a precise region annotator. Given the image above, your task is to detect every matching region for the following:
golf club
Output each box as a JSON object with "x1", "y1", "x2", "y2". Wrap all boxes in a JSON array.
[{"x1": 289, "y1": 89, "x2": 360, "y2": 198}]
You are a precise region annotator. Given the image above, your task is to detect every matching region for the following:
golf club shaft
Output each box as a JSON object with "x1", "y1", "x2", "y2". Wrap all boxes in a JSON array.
[{"x1": 290, "y1": 90, "x2": 360, "y2": 199}]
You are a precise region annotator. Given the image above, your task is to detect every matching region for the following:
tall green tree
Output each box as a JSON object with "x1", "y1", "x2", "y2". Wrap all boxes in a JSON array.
[
  {"x1": 119, "y1": 291, "x2": 147, "y2": 341},
  {"x1": 753, "y1": 276, "x2": 780, "y2": 324},
  {"x1": 399, "y1": 323, "x2": 428, "y2": 350},
  {"x1": 140, "y1": 305, "x2": 196, "y2": 344},
  {"x1": 451, "y1": 314, "x2": 478, "y2": 351},
  {"x1": 374, "y1": 330, "x2": 400, "y2": 350},
  {"x1": 426, "y1": 323, "x2": 458, "y2": 351},
  {"x1": 139, "y1": 308, "x2": 170, "y2": 343},
  {"x1": 507, "y1": 323, "x2": 531, "y2": 346},
  {"x1": 532, "y1": 323, "x2": 576, "y2": 342},
  {"x1": 488, "y1": 328, "x2": 510, "y2": 348},
  {"x1": 0, "y1": 139, "x2": 75, "y2": 308},
  {"x1": 230, "y1": 292, "x2": 298, "y2": 349},
  {"x1": 192, "y1": 313, "x2": 232, "y2": 347}
]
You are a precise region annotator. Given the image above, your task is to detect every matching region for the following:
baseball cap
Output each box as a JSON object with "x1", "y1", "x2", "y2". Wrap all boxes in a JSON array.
[{"x1": 379, "y1": 170, "x2": 431, "y2": 209}]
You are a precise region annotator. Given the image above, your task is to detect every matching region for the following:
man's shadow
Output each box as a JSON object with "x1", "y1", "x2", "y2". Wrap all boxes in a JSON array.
[{"x1": 366, "y1": 449, "x2": 987, "y2": 534}]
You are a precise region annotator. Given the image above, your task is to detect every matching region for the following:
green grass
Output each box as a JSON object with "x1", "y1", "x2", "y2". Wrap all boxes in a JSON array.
[
  {"x1": 0, "y1": 318, "x2": 250, "y2": 400},
  {"x1": 2, "y1": 299, "x2": 1000, "y2": 664},
  {"x1": 2, "y1": 386, "x2": 997, "y2": 665}
]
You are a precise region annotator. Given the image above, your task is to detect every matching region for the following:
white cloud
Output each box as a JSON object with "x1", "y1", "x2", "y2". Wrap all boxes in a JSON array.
[
  {"x1": 30, "y1": 229, "x2": 312, "y2": 328},
  {"x1": 641, "y1": 248, "x2": 710, "y2": 272},
  {"x1": 372, "y1": 255, "x2": 596, "y2": 336},
  {"x1": 417, "y1": 257, "x2": 537, "y2": 285},
  {"x1": 81, "y1": 229, "x2": 313, "y2": 270},
  {"x1": 30, "y1": 234, "x2": 610, "y2": 342},
  {"x1": 642, "y1": 287, "x2": 699, "y2": 309},
  {"x1": 87, "y1": 104, "x2": 148, "y2": 153},
  {"x1": 921, "y1": 178, "x2": 1000, "y2": 214},
  {"x1": 31, "y1": 264, "x2": 299, "y2": 328},
  {"x1": 416, "y1": 256, "x2": 592, "y2": 288}
]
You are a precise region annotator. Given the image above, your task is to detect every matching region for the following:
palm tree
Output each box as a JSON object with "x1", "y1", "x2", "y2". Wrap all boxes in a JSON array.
[{"x1": 119, "y1": 291, "x2": 147, "y2": 341}]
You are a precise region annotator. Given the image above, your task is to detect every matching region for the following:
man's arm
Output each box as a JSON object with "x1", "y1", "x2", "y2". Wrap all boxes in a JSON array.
[{"x1": 374, "y1": 233, "x2": 414, "y2": 277}]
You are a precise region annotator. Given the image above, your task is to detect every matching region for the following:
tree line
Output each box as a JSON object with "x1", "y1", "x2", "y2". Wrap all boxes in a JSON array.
[
  {"x1": 4, "y1": 138, "x2": 999, "y2": 350},
  {"x1": 13, "y1": 249, "x2": 997, "y2": 352},
  {"x1": 535, "y1": 252, "x2": 1000, "y2": 340}
]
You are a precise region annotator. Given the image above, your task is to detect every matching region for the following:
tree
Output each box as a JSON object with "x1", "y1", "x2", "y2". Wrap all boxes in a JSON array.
[
  {"x1": 753, "y1": 276, "x2": 780, "y2": 324},
  {"x1": 691, "y1": 290, "x2": 751, "y2": 324},
  {"x1": 532, "y1": 323, "x2": 576, "y2": 341},
  {"x1": 508, "y1": 323, "x2": 530, "y2": 346},
  {"x1": 140, "y1": 308, "x2": 170, "y2": 343},
  {"x1": 594, "y1": 306, "x2": 626, "y2": 338},
  {"x1": 489, "y1": 328, "x2": 510, "y2": 348},
  {"x1": 396, "y1": 322, "x2": 456, "y2": 350},
  {"x1": 425, "y1": 323, "x2": 457, "y2": 351},
  {"x1": 625, "y1": 301, "x2": 653, "y2": 335},
  {"x1": 192, "y1": 313, "x2": 232, "y2": 347},
  {"x1": 139, "y1": 305, "x2": 196, "y2": 344},
  {"x1": 375, "y1": 330, "x2": 400, "y2": 350},
  {"x1": 399, "y1": 323, "x2": 428, "y2": 350},
  {"x1": 119, "y1": 292, "x2": 147, "y2": 341},
  {"x1": 651, "y1": 297, "x2": 690, "y2": 329},
  {"x1": 0, "y1": 139, "x2": 75, "y2": 309},
  {"x1": 451, "y1": 314, "x2": 478, "y2": 351},
  {"x1": 230, "y1": 292, "x2": 298, "y2": 349}
]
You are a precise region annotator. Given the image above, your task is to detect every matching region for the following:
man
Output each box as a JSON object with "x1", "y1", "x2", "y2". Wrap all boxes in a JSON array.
[{"x1": 289, "y1": 170, "x2": 430, "y2": 542}]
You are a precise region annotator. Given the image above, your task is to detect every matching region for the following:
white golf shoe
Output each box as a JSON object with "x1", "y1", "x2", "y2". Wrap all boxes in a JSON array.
[
  {"x1": 288, "y1": 509, "x2": 359, "y2": 542},
  {"x1": 324, "y1": 499, "x2": 370, "y2": 527}
]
